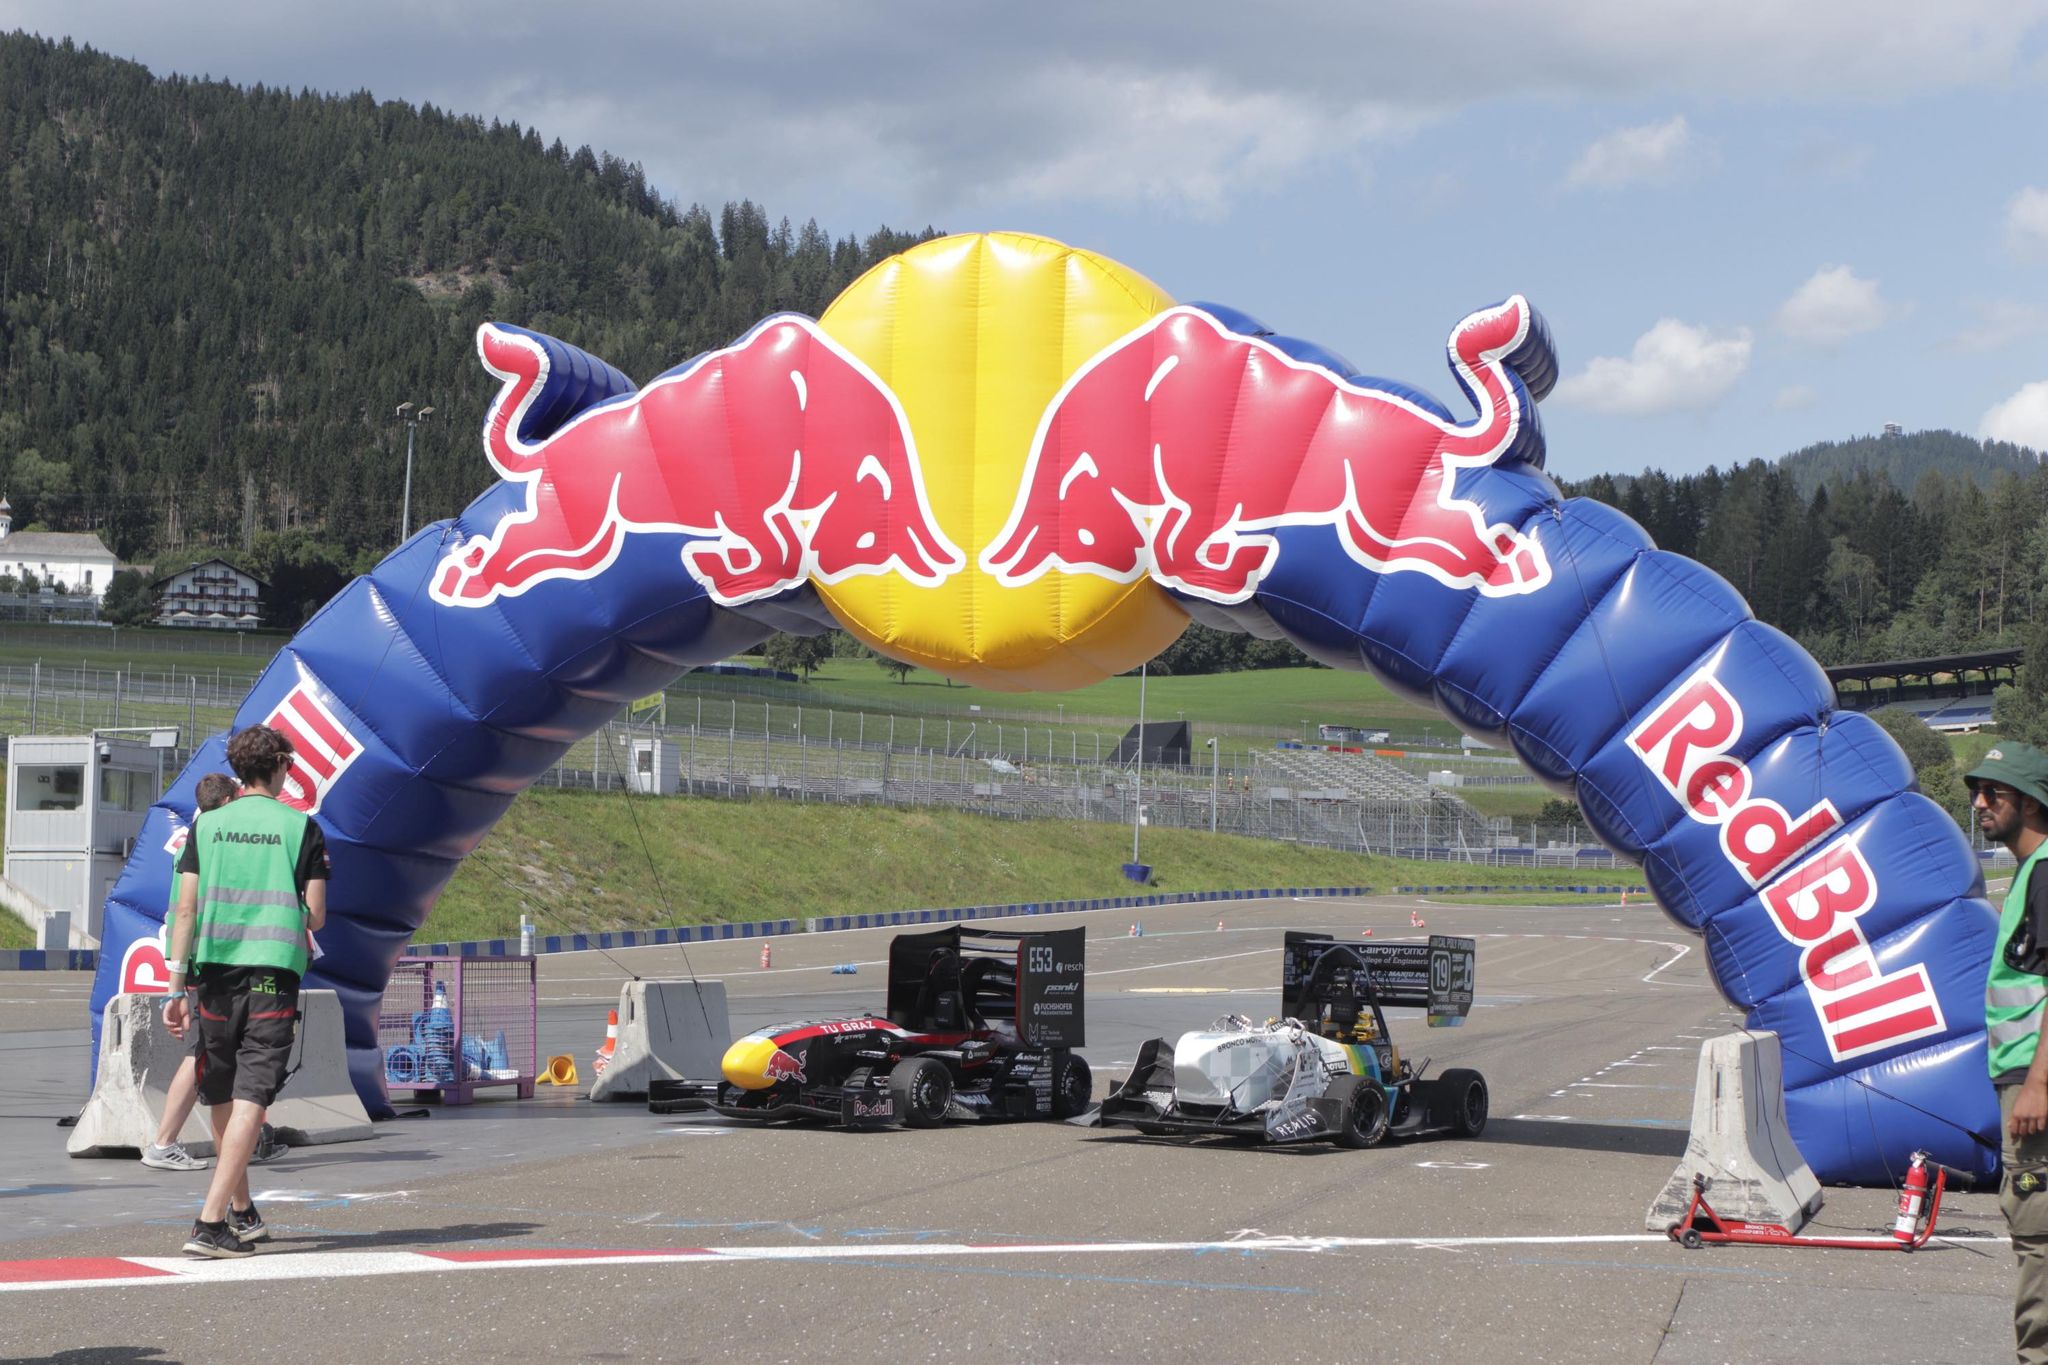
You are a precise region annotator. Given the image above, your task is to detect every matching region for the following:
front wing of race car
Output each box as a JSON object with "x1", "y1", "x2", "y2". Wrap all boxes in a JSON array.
[
  {"x1": 1095, "y1": 1037, "x2": 1351, "y2": 1143},
  {"x1": 648, "y1": 1077, "x2": 899, "y2": 1129}
]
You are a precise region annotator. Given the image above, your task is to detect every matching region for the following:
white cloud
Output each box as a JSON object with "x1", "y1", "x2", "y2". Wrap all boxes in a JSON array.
[
  {"x1": 1566, "y1": 116, "x2": 1704, "y2": 189},
  {"x1": 1774, "y1": 385, "x2": 1819, "y2": 411},
  {"x1": 1774, "y1": 265, "x2": 1894, "y2": 345},
  {"x1": 9, "y1": 3, "x2": 2048, "y2": 223},
  {"x1": 1552, "y1": 319, "x2": 1753, "y2": 417},
  {"x1": 2006, "y1": 187, "x2": 2048, "y2": 259},
  {"x1": 1982, "y1": 381, "x2": 2048, "y2": 452},
  {"x1": 1941, "y1": 299, "x2": 2048, "y2": 353}
]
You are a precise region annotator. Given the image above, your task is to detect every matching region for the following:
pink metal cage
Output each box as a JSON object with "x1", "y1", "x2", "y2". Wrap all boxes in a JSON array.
[{"x1": 376, "y1": 956, "x2": 538, "y2": 1103}]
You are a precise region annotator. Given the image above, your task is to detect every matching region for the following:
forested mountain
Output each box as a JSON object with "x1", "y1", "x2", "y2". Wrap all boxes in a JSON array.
[
  {"x1": 6, "y1": 30, "x2": 2045, "y2": 674},
  {"x1": 0, "y1": 32, "x2": 935, "y2": 621},
  {"x1": 1566, "y1": 451, "x2": 2048, "y2": 666},
  {"x1": 1779, "y1": 430, "x2": 2041, "y2": 497}
]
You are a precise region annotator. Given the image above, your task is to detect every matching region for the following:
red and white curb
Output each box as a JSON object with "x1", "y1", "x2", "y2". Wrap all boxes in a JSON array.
[{"x1": 0, "y1": 1233, "x2": 1704, "y2": 1292}]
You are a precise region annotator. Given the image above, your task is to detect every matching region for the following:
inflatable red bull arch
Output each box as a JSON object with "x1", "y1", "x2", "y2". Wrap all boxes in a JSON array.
[{"x1": 90, "y1": 232, "x2": 1997, "y2": 1183}]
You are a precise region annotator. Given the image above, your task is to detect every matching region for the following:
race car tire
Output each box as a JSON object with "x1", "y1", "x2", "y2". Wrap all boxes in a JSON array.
[
  {"x1": 1440, "y1": 1068, "x2": 1489, "y2": 1138},
  {"x1": 1050, "y1": 1052, "x2": 1094, "y2": 1119},
  {"x1": 890, "y1": 1056, "x2": 954, "y2": 1128},
  {"x1": 1328, "y1": 1075, "x2": 1390, "y2": 1149}
]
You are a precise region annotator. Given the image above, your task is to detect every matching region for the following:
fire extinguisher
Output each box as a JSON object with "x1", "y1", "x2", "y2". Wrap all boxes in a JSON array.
[{"x1": 1892, "y1": 1151, "x2": 1932, "y2": 1243}]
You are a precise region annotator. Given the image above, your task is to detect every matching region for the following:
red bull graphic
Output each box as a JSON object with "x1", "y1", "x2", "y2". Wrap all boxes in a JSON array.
[
  {"x1": 264, "y1": 681, "x2": 363, "y2": 816},
  {"x1": 86, "y1": 231, "x2": 1996, "y2": 1185},
  {"x1": 982, "y1": 299, "x2": 1551, "y2": 604},
  {"x1": 430, "y1": 316, "x2": 964, "y2": 609},
  {"x1": 1628, "y1": 666, "x2": 1945, "y2": 1062}
]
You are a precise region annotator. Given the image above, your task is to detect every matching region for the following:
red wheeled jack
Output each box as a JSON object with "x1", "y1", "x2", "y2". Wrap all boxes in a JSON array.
[{"x1": 1668, "y1": 1150, "x2": 1954, "y2": 1252}]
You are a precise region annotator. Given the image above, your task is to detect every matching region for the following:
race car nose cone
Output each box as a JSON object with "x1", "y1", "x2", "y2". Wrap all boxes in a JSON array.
[{"x1": 722, "y1": 1036, "x2": 780, "y2": 1091}]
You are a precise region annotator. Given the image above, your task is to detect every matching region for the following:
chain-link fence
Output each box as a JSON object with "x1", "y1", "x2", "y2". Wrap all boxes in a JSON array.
[{"x1": 542, "y1": 714, "x2": 1628, "y2": 867}]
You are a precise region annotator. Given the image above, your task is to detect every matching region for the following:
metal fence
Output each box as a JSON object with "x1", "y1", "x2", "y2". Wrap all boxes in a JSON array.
[
  {"x1": 543, "y1": 715, "x2": 1627, "y2": 867},
  {"x1": 0, "y1": 659, "x2": 1620, "y2": 865}
]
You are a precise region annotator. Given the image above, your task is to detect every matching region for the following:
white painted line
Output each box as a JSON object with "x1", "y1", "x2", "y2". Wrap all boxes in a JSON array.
[
  {"x1": 1643, "y1": 943, "x2": 1694, "y2": 984},
  {"x1": 0, "y1": 1231, "x2": 1704, "y2": 1293}
]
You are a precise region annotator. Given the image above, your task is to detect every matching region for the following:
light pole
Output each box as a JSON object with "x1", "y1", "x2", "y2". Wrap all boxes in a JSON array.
[
  {"x1": 395, "y1": 402, "x2": 436, "y2": 542},
  {"x1": 1132, "y1": 662, "x2": 1148, "y2": 865},
  {"x1": 1206, "y1": 736, "x2": 1219, "y2": 833}
]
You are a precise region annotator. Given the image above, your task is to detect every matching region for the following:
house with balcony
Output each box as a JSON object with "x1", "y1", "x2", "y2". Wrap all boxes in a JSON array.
[{"x1": 153, "y1": 558, "x2": 267, "y2": 629}]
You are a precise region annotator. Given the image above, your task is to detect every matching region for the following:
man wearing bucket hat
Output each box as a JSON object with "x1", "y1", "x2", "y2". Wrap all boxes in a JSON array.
[{"x1": 1966, "y1": 740, "x2": 2048, "y2": 1363}]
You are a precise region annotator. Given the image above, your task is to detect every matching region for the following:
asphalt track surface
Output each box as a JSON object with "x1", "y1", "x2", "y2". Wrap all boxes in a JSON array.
[{"x1": 0, "y1": 892, "x2": 2017, "y2": 1363}]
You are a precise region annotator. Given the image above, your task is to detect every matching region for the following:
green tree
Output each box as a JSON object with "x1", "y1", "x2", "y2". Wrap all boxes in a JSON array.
[
  {"x1": 874, "y1": 651, "x2": 915, "y2": 684},
  {"x1": 99, "y1": 568, "x2": 157, "y2": 625},
  {"x1": 1869, "y1": 706, "x2": 1970, "y2": 827},
  {"x1": 1993, "y1": 619, "x2": 2048, "y2": 749},
  {"x1": 762, "y1": 632, "x2": 831, "y2": 680}
]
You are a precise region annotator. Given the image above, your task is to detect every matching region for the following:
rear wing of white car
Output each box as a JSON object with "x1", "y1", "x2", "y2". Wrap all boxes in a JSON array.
[{"x1": 1281, "y1": 931, "x2": 1476, "y2": 1027}]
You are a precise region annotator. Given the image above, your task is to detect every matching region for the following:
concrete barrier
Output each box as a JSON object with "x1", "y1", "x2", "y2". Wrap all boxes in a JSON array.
[
  {"x1": 68, "y1": 990, "x2": 373, "y2": 1157},
  {"x1": 588, "y1": 980, "x2": 731, "y2": 1102},
  {"x1": 1646, "y1": 1030, "x2": 1822, "y2": 1233}
]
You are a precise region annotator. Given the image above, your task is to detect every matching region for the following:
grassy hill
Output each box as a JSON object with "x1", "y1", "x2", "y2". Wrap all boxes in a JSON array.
[{"x1": 425, "y1": 789, "x2": 1630, "y2": 944}]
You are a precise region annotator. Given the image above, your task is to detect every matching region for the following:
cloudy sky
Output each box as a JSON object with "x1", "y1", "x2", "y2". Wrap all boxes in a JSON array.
[{"x1": 13, "y1": 2, "x2": 2048, "y2": 479}]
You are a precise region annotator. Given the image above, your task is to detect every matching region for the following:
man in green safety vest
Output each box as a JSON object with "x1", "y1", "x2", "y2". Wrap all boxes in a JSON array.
[
  {"x1": 162, "y1": 724, "x2": 329, "y2": 1259},
  {"x1": 1968, "y1": 741, "x2": 2048, "y2": 1364}
]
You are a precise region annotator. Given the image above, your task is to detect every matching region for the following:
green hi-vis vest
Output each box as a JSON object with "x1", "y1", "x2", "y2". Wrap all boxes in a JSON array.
[
  {"x1": 1988, "y1": 844, "x2": 2048, "y2": 1079},
  {"x1": 192, "y1": 795, "x2": 309, "y2": 976}
]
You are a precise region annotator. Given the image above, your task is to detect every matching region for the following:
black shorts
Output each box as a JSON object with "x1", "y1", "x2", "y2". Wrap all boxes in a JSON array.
[{"x1": 193, "y1": 966, "x2": 301, "y2": 1108}]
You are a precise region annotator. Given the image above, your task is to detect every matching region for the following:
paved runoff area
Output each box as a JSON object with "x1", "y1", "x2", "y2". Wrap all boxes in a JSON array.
[{"x1": 0, "y1": 892, "x2": 2017, "y2": 1363}]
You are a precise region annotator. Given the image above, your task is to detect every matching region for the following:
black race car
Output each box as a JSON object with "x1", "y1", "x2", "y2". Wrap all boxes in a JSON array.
[
  {"x1": 1095, "y1": 931, "x2": 1486, "y2": 1146},
  {"x1": 648, "y1": 925, "x2": 1090, "y2": 1129}
]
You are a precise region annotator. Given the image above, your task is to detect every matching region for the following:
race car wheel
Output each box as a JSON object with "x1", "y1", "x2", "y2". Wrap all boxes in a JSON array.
[
  {"x1": 1050, "y1": 1053, "x2": 1094, "y2": 1119},
  {"x1": 890, "y1": 1056, "x2": 954, "y2": 1128},
  {"x1": 1440, "y1": 1068, "x2": 1488, "y2": 1138},
  {"x1": 1329, "y1": 1075, "x2": 1390, "y2": 1149}
]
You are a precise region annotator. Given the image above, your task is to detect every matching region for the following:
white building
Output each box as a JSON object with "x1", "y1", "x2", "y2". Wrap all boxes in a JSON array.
[
  {"x1": 0, "y1": 499, "x2": 121, "y2": 599},
  {"x1": 153, "y1": 557, "x2": 266, "y2": 629},
  {"x1": 4, "y1": 732, "x2": 174, "y2": 945}
]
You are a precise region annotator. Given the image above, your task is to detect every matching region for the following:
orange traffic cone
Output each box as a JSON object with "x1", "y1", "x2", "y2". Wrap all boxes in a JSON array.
[
  {"x1": 593, "y1": 1009, "x2": 618, "y2": 1077},
  {"x1": 1217, "y1": 919, "x2": 1225, "y2": 932},
  {"x1": 1362, "y1": 927, "x2": 1373, "y2": 937},
  {"x1": 760, "y1": 943, "x2": 773, "y2": 969}
]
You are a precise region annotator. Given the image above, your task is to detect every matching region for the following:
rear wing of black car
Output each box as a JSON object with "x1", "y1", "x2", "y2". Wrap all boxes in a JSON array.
[
  {"x1": 885, "y1": 925, "x2": 1085, "y2": 1047},
  {"x1": 1281, "y1": 931, "x2": 1476, "y2": 1027}
]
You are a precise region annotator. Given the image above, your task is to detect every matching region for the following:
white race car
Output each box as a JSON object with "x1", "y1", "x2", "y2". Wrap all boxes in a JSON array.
[{"x1": 1096, "y1": 932, "x2": 1486, "y2": 1147}]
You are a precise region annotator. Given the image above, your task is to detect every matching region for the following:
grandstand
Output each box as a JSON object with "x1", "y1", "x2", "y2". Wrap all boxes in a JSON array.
[
  {"x1": 1827, "y1": 646, "x2": 2016, "y2": 733},
  {"x1": 1258, "y1": 745, "x2": 1435, "y2": 800}
]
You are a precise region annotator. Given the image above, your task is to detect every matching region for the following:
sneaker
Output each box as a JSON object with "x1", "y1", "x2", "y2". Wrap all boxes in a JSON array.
[
  {"x1": 249, "y1": 1125, "x2": 288, "y2": 1165},
  {"x1": 141, "y1": 1142, "x2": 211, "y2": 1172},
  {"x1": 229, "y1": 1201, "x2": 268, "y2": 1244},
  {"x1": 182, "y1": 1219, "x2": 253, "y2": 1259}
]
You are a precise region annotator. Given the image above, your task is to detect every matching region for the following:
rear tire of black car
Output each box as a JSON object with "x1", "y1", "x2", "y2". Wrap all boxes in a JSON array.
[
  {"x1": 1050, "y1": 1053, "x2": 1093, "y2": 1119},
  {"x1": 890, "y1": 1057, "x2": 954, "y2": 1128},
  {"x1": 1440, "y1": 1068, "x2": 1488, "y2": 1138},
  {"x1": 1329, "y1": 1075, "x2": 1390, "y2": 1149}
]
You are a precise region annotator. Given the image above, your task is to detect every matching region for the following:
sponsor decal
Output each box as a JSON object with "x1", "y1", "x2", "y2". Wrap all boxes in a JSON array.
[
  {"x1": 1629, "y1": 665, "x2": 1944, "y2": 1061},
  {"x1": 761, "y1": 1048, "x2": 806, "y2": 1084}
]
